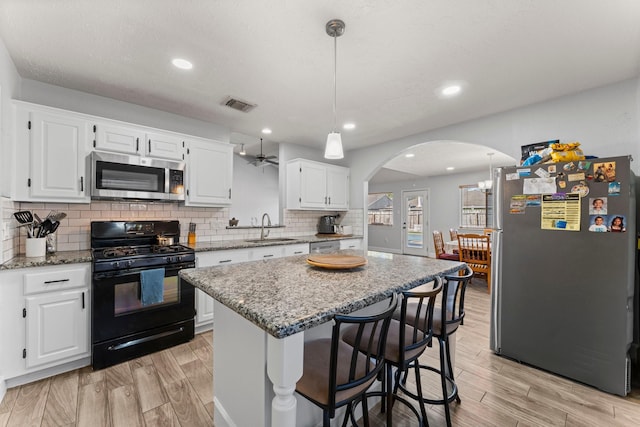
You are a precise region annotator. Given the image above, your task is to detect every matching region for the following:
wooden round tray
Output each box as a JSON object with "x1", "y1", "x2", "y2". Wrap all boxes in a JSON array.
[{"x1": 306, "y1": 254, "x2": 367, "y2": 269}]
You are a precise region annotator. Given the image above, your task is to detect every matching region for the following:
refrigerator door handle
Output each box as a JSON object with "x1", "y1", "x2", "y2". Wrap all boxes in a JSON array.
[
  {"x1": 494, "y1": 167, "x2": 504, "y2": 230},
  {"x1": 490, "y1": 229, "x2": 503, "y2": 353}
]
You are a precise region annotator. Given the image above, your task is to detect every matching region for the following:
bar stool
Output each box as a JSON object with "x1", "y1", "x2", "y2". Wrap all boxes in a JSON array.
[
  {"x1": 295, "y1": 295, "x2": 398, "y2": 427},
  {"x1": 342, "y1": 277, "x2": 443, "y2": 426},
  {"x1": 399, "y1": 267, "x2": 473, "y2": 427}
]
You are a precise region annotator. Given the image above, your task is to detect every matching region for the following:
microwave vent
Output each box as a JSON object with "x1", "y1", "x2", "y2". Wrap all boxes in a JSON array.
[{"x1": 222, "y1": 96, "x2": 256, "y2": 113}]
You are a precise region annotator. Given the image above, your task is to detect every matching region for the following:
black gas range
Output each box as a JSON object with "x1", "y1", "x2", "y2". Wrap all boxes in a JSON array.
[{"x1": 90, "y1": 220, "x2": 196, "y2": 369}]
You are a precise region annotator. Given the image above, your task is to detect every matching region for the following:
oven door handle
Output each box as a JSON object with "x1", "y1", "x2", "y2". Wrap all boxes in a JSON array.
[{"x1": 107, "y1": 327, "x2": 185, "y2": 351}]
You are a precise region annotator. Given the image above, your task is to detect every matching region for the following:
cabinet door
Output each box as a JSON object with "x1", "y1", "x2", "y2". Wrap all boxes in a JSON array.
[
  {"x1": 25, "y1": 289, "x2": 89, "y2": 368},
  {"x1": 195, "y1": 289, "x2": 214, "y2": 326},
  {"x1": 299, "y1": 162, "x2": 329, "y2": 209},
  {"x1": 94, "y1": 122, "x2": 144, "y2": 155},
  {"x1": 339, "y1": 238, "x2": 362, "y2": 250},
  {"x1": 326, "y1": 166, "x2": 349, "y2": 209},
  {"x1": 29, "y1": 111, "x2": 90, "y2": 202},
  {"x1": 185, "y1": 139, "x2": 233, "y2": 206},
  {"x1": 145, "y1": 131, "x2": 184, "y2": 160}
]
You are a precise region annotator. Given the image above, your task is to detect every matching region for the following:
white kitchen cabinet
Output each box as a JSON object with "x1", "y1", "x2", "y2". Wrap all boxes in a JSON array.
[
  {"x1": 0, "y1": 264, "x2": 91, "y2": 383},
  {"x1": 25, "y1": 289, "x2": 89, "y2": 368},
  {"x1": 145, "y1": 131, "x2": 185, "y2": 161},
  {"x1": 185, "y1": 138, "x2": 233, "y2": 207},
  {"x1": 93, "y1": 122, "x2": 184, "y2": 160},
  {"x1": 286, "y1": 159, "x2": 349, "y2": 210},
  {"x1": 339, "y1": 238, "x2": 363, "y2": 250},
  {"x1": 14, "y1": 102, "x2": 90, "y2": 203},
  {"x1": 93, "y1": 121, "x2": 145, "y2": 155},
  {"x1": 282, "y1": 243, "x2": 309, "y2": 257}
]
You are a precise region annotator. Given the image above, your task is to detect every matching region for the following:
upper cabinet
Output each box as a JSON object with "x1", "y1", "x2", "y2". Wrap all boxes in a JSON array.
[
  {"x1": 93, "y1": 121, "x2": 184, "y2": 161},
  {"x1": 286, "y1": 159, "x2": 349, "y2": 210},
  {"x1": 184, "y1": 138, "x2": 233, "y2": 206},
  {"x1": 12, "y1": 101, "x2": 233, "y2": 205},
  {"x1": 14, "y1": 102, "x2": 91, "y2": 203}
]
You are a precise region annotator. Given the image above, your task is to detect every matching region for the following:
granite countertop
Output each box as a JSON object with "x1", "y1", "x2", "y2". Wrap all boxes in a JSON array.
[
  {"x1": 179, "y1": 250, "x2": 465, "y2": 339},
  {"x1": 187, "y1": 234, "x2": 360, "y2": 252},
  {"x1": 0, "y1": 250, "x2": 93, "y2": 270},
  {"x1": 0, "y1": 234, "x2": 363, "y2": 270}
]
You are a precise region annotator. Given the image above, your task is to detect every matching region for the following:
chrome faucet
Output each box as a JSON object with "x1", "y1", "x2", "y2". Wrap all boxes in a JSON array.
[{"x1": 260, "y1": 213, "x2": 271, "y2": 240}]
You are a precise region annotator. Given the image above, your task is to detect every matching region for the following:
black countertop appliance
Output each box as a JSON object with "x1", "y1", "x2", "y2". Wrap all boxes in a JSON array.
[{"x1": 317, "y1": 215, "x2": 338, "y2": 234}]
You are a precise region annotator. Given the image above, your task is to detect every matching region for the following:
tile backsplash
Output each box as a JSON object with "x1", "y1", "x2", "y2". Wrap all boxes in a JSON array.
[{"x1": 2, "y1": 198, "x2": 363, "y2": 262}]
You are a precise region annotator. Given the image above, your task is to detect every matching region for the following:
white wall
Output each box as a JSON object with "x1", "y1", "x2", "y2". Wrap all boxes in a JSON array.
[
  {"x1": 230, "y1": 153, "x2": 279, "y2": 226},
  {"x1": 347, "y1": 77, "x2": 640, "y2": 209},
  {"x1": 368, "y1": 170, "x2": 488, "y2": 253}
]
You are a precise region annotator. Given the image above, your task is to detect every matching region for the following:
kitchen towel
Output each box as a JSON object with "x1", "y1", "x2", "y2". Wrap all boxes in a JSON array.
[{"x1": 140, "y1": 268, "x2": 165, "y2": 306}]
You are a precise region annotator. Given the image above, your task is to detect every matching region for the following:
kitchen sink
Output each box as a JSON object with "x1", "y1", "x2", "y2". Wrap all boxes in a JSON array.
[{"x1": 245, "y1": 238, "x2": 297, "y2": 243}]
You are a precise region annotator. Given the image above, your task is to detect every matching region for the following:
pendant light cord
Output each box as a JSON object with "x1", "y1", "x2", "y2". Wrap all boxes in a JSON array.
[{"x1": 332, "y1": 33, "x2": 338, "y2": 132}]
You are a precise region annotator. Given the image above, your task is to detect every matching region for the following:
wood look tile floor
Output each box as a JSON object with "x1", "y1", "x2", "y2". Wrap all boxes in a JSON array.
[{"x1": 1, "y1": 278, "x2": 639, "y2": 426}]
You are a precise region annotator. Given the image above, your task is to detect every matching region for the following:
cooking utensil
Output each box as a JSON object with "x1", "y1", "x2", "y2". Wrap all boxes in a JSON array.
[
  {"x1": 49, "y1": 221, "x2": 60, "y2": 234},
  {"x1": 156, "y1": 235, "x2": 175, "y2": 246},
  {"x1": 38, "y1": 219, "x2": 53, "y2": 238},
  {"x1": 13, "y1": 211, "x2": 35, "y2": 237},
  {"x1": 13, "y1": 210, "x2": 33, "y2": 224},
  {"x1": 46, "y1": 210, "x2": 67, "y2": 221}
]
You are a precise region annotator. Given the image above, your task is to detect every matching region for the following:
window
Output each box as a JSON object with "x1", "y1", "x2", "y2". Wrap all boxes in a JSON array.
[
  {"x1": 368, "y1": 192, "x2": 393, "y2": 225},
  {"x1": 460, "y1": 185, "x2": 492, "y2": 228}
]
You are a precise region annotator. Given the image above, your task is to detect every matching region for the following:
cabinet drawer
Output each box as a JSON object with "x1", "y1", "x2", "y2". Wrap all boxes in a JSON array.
[
  {"x1": 24, "y1": 267, "x2": 89, "y2": 295},
  {"x1": 283, "y1": 243, "x2": 309, "y2": 257},
  {"x1": 196, "y1": 249, "x2": 251, "y2": 267}
]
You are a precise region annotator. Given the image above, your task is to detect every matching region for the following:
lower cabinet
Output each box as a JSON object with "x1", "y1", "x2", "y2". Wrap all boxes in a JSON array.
[
  {"x1": 340, "y1": 238, "x2": 363, "y2": 250},
  {"x1": 25, "y1": 288, "x2": 89, "y2": 368},
  {"x1": 0, "y1": 264, "x2": 91, "y2": 383}
]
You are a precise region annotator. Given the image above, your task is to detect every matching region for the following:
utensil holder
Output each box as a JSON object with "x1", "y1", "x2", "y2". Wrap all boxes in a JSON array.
[{"x1": 26, "y1": 237, "x2": 46, "y2": 258}]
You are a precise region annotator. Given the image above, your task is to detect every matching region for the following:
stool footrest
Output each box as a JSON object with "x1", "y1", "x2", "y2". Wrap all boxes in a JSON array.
[{"x1": 398, "y1": 363, "x2": 459, "y2": 406}]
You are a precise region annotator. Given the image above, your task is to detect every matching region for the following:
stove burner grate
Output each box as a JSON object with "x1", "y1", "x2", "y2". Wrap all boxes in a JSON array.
[{"x1": 102, "y1": 247, "x2": 138, "y2": 258}]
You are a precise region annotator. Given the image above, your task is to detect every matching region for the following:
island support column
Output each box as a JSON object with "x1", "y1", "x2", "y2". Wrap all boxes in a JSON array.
[{"x1": 267, "y1": 333, "x2": 304, "y2": 427}]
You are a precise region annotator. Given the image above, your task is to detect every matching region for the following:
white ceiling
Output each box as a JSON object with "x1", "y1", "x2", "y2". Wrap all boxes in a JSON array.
[{"x1": 1, "y1": 1, "x2": 639, "y2": 171}]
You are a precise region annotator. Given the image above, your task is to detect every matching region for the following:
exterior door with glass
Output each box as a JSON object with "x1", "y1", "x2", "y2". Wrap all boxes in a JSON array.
[{"x1": 402, "y1": 189, "x2": 429, "y2": 256}]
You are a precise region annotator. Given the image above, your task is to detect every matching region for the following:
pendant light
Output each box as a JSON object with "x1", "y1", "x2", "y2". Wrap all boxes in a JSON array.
[
  {"x1": 324, "y1": 19, "x2": 345, "y2": 160},
  {"x1": 478, "y1": 152, "x2": 494, "y2": 190}
]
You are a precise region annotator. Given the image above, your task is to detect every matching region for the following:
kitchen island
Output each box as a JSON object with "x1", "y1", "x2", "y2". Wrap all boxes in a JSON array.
[{"x1": 179, "y1": 251, "x2": 465, "y2": 427}]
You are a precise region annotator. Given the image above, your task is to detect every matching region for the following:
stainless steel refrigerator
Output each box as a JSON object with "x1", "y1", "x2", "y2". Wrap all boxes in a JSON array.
[{"x1": 490, "y1": 155, "x2": 636, "y2": 396}]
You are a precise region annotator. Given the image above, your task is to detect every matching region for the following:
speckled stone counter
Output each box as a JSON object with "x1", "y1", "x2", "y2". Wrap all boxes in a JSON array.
[
  {"x1": 180, "y1": 250, "x2": 465, "y2": 338},
  {"x1": 0, "y1": 250, "x2": 93, "y2": 270},
  {"x1": 186, "y1": 234, "x2": 361, "y2": 252},
  {"x1": 0, "y1": 235, "x2": 361, "y2": 270}
]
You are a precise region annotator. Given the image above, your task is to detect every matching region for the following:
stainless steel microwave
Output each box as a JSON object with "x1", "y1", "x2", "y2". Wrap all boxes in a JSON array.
[{"x1": 90, "y1": 152, "x2": 185, "y2": 201}]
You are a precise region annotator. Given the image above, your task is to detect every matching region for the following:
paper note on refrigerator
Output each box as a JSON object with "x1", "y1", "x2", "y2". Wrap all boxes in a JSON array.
[
  {"x1": 523, "y1": 177, "x2": 557, "y2": 195},
  {"x1": 540, "y1": 193, "x2": 581, "y2": 231}
]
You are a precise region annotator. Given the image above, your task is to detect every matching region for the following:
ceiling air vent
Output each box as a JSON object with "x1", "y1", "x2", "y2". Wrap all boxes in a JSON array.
[{"x1": 222, "y1": 96, "x2": 256, "y2": 113}]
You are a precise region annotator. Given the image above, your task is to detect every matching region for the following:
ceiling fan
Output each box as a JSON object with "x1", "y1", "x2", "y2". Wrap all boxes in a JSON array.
[{"x1": 248, "y1": 138, "x2": 279, "y2": 167}]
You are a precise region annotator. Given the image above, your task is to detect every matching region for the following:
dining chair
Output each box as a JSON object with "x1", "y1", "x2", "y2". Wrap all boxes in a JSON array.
[
  {"x1": 457, "y1": 233, "x2": 491, "y2": 292},
  {"x1": 449, "y1": 228, "x2": 458, "y2": 241},
  {"x1": 296, "y1": 295, "x2": 398, "y2": 427},
  {"x1": 343, "y1": 277, "x2": 443, "y2": 426},
  {"x1": 433, "y1": 230, "x2": 459, "y2": 261}
]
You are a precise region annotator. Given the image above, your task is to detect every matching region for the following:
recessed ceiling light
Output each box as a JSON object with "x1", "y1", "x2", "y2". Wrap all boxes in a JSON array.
[
  {"x1": 441, "y1": 85, "x2": 461, "y2": 96},
  {"x1": 262, "y1": 128, "x2": 272, "y2": 134},
  {"x1": 446, "y1": 166, "x2": 455, "y2": 171},
  {"x1": 405, "y1": 153, "x2": 415, "y2": 158},
  {"x1": 172, "y1": 58, "x2": 193, "y2": 70},
  {"x1": 343, "y1": 123, "x2": 356, "y2": 130}
]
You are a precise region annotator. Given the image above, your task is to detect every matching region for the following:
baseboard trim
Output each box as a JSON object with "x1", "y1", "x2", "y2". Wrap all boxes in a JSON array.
[
  {"x1": 5, "y1": 357, "x2": 90, "y2": 388},
  {"x1": 0, "y1": 375, "x2": 6, "y2": 404}
]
